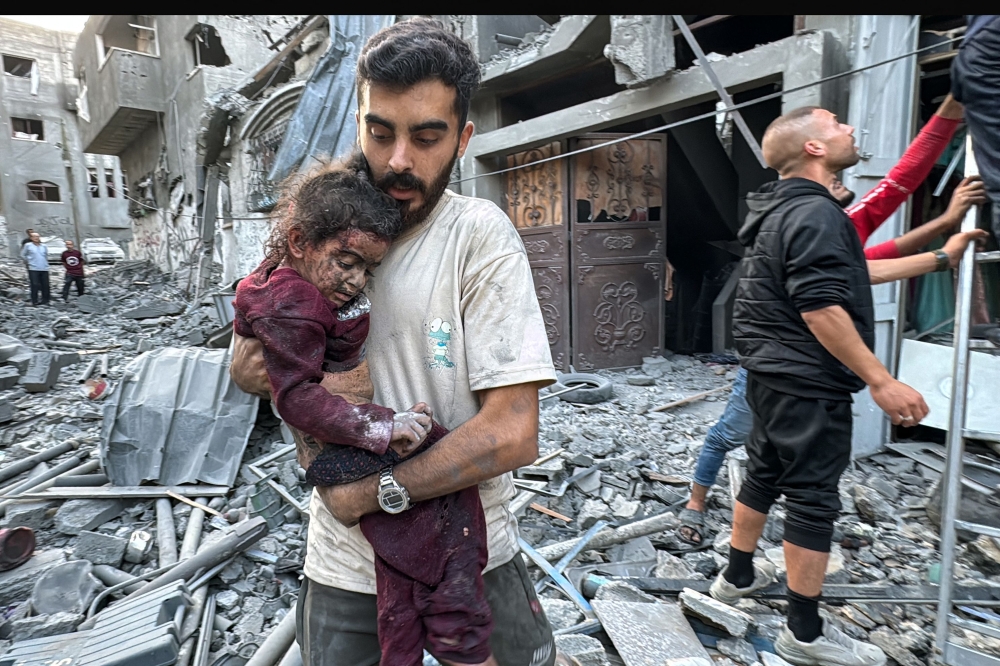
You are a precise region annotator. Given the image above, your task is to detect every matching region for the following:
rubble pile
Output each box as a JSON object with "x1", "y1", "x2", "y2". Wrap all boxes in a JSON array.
[{"x1": 2, "y1": 260, "x2": 1000, "y2": 664}]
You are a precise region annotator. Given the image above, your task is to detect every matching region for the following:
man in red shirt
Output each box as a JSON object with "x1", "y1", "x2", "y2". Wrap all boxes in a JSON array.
[{"x1": 61, "y1": 240, "x2": 86, "y2": 302}]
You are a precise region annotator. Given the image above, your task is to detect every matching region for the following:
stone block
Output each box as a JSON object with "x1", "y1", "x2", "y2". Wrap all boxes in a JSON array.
[
  {"x1": 8, "y1": 611, "x2": 84, "y2": 641},
  {"x1": 655, "y1": 550, "x2": 698, "y2": 579},
  {"x1": 54, "y1": 499, "x2": 124, "y2": 535},
  {"x1": 0, "y1": 397, "x2": 13, "y2": 423},
  {"x1": 594, "y1": 580, "x2": 658, "y2": 604},
  {"x1": 627, "y1": 374, "x2": 656, "y2": 386},
  {"x1": 577, "y1": 499, "x2": 612, "y2": 529},
  {"x1": 6, "y1": 351, "x2": 34, "y2": 375},
  {"x1": 75, "y1": 295, "x2": 111, "y2": 314},
  {"x1": 869, "y1": 627, "x2": 922, "y2": 666},
  {"x1": 52, "y1": 351, "x2": 80, "y2": 368},
  {"x1": 554, "y1": 634, "x2": 610, "y2": 666},
  {"x1": 31, "y1": 560, "x2": 103, "y2": 615},
  {"x1": 0, "y1": 334, "x2": 30, "y2": 362},
  {"x1": 3, "y1": 501, "x2": 54, "y2": 530},
  {"x1": 853, "y1": 485, "x2": 895, "y2": 524},
  {"x1": 73, "y1": 530, "x2": 127, "y2": 566},
  {"x1": 679, "y1": 587, "x2": 754, "y2": 637},
  {"x1": 610, "y1": 495, "x2": 640, "y2": 519},
  {"x1": 0, "y1": 550, "x2": 66, "y2": 606},
  {"x1": 0, "y1": 367, "x2": 20, "y2": 390},
  {"x1": 19, "y1": 352, "x2": 61, "y2": 393},
  {"x1": 540, "y1": 598, "x2": 583, "y2": 631},
  {"x1": 717, "y1": 637, "x2": 758, "y2": 665}
]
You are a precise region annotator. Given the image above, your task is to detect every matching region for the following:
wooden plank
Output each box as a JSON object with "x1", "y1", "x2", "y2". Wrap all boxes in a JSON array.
[
  {"x1": 529, "y1": 503, "x2": 571, "y2": 522},
  {"x1": 17, "y1": 485, "x2": 229, "y2": 499},
  {"x1": 592, "y1": 600, "x2": 711, "y2": 665}
]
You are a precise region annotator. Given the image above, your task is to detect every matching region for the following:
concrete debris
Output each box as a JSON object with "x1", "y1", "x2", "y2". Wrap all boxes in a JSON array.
[
  {"x1": 852, "y1": 484, "x2": 897, "y2": 524},
  {"x1": 540, "y1": 597, "x2": 583, "y2": 631},
  {"x1": 716, "y1": 637, "x2": 758, "y2": 665},
  {"x1": 0, "y1": 549, "x2": 66, "y2": 606},
  {"x1": 73, "y1": 530, "x2": 127, "y2": 567},
  {"x1": 554, "y1": 634, "x2": 611, "y2": 666},
  {"x1": 3, "y1": 501, "x2": 54, "y2": 530},
  {"x1": 679, "y1": 588, "x2": 754, "y2": 637},
  {"x1": 8, "y1": 611, "x2": 84, "y2": 641},
  {"x1": 594, "y1": 580, "x2": 659, "y2": 604},
  {"x1": 759, "y1": 653, "x2": 793, "y2": 666},
  {"x1": 53, "y1": 499, "x2": 124, "y2": 535},
  {"x1": 30, "y1": 560, "x2": 103, "y2": 615},
  {"x1": 593, "y1": 599, "x2": 711, "y2": 664}
]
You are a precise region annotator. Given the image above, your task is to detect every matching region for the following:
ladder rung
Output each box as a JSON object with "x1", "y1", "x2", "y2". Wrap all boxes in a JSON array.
[
  {"x1": 944, "y1": 641, "x2": 1000, "y2": 666},
  {"x1": 965, "y1": 429, "x2": 1000, "y2": 443},
  {"x1": 976, "y1": 251, "x2": 1000, "y2": 264},
  {"x1": 952, "y1": 615, "x2": 1000, "y2": 641},
  {"x1": 955, "y1": 520, "x2": 1000, "y2": 539}
]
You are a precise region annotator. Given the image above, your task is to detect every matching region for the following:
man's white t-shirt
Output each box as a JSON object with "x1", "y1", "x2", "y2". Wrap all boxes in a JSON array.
[{"x1": 303, "y1": 188, "x2": 557, "y2": 594}]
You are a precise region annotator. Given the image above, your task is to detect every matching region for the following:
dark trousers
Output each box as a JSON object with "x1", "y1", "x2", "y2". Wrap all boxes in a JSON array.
[
  {"x1": 952, "y1": 17, "x2": 1000, "y2": 240},
  {"x1": 62, "y1": 274, "x2": 85, "y2": 300},
  {"x1": 296, "y1": 556, "x2": 556, "y2": 666},
  {"x1": 28, "y1": 270, "x2": 50, "y2": 306},
  {"x1": 736, "y1": 374, "x2": 853, "y2": 552}
]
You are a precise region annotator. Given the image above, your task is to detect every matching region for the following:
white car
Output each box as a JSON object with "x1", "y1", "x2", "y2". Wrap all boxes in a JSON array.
[
  {"x1": 40, "y1": 237, "x2": 67, "y2": 263},
  {"x1": 82, "y1": 238, "x2": 125, "y2": 264}
]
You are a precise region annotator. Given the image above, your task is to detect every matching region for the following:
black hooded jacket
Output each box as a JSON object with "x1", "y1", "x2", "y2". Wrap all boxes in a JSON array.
[{"x1": 733, "y1": 178, "x2": 874, "y2": 399}]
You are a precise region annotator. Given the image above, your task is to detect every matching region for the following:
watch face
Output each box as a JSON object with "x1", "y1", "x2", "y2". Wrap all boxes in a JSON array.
[{"x1": 379, "y1": 488, "x2": 407, "y2": 514}]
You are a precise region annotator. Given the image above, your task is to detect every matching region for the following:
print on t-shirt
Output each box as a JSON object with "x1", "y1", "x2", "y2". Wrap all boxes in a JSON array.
[{"x1": 428, "y1": 318, "x2": 455, "y2": 368}]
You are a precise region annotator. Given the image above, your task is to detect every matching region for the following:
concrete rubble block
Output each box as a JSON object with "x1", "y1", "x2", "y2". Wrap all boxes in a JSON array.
[
  {"x1": 655, "y1": 550, "x2": 699, "y2": 579},
  {"x1": 577, "y1": 499, "x2": 612, "y2": 529},
  {"x1": 575, "y1": 468, "x2": 602, "y2": 495},
  {"x1": 682, "y1": 550, "x2": 722, "y2": 578},
  {"x1": 0, "y1": 549, "x2": 67, "y2": 607},
  {"x1": 0, "y1": 397, "x2": 13, "y2": 423},
  {"x1": 8, "y1": 611, "x2": 85, "y2": 641},
  {"x1": 216, "y1": 589, "x2": 242, "y2": 611},
  {"x1": 626, "y1": 374, "x2": 656, "y2": 386},
  {"x1": 553, "y1": 634, "x2": 611, "y2": 666},
  {"x1": 594, "y1": 580, "x2": 658, "y2": 604},
  {"x1": 74, "y1": 294, "x2": 112, "y2": 314},
  {"x1": 852, "y1": 485, "x2": 896, "y2": 524},
  {"x1": 717, "y1": 637, "x2": 759, "y2": 665},
  {"x1": 967, "y1": 536, "x2": 1000, "y2": 575},
  {"x1": 6, "y1": 351, "x2": 35, "y2": 376},
  {"x1": 607, "y1": 537, "x2": 657, "y2": 565},
  {"x1": 593, "y1": 599, "x2": 712, "y2": 665},
  {"x1": 539, "y1": 598, "x2": 583, "y2": 631},
  {"x1": 0, "y1": 334, "x2": 30, "y2": 362},
  {"x1": 641, "y1": 356, "x2": 672, "y2": 378},
  {"x1": 610, "y1": 495, "x2": 640, "y2": 519},
  {"x1": 760, "y1": 652, "x2": 794, "y2": 666},
  {"x1": 679, "y1": 587, "x2": 755, "y2": 637},
  {"x1": 122, "y1": 301, "x2": 186, "y2": 319},
  {"x1": 54, "y1": 499, "x2": 124, "y2": 535},
  {"x1": 234, "y1": 595, "x2": 265, "y2": 636},
  {"x1": 52, "y1": 351, "x2": 81, "y2": 369},
  {"x1": 3, "y1": 501, "x2": 55, "y2": 530},
  {"x1": 868, "y1": 626, "x2": 923, "y2": 666},
  {"x1": 19, "y1": 352, "x2": 62, "y2": 393},
  {"x1": 0, "y1": 367, "x2": 20, "y2": 390},
  {"x1": 31, "y1": 560, "x2": 103, "y2": 615},
  {"x1": 73, "y1": 530, "x2": 128, "y2": 566}
]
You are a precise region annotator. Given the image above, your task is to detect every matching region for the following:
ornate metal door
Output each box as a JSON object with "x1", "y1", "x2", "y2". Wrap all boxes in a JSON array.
[
  {"x1": 504, "y1": 143, "x2": 571, "y2": 371},
  {"x1": 569, "y1": 134, "x2": 666, "y2": 370}
]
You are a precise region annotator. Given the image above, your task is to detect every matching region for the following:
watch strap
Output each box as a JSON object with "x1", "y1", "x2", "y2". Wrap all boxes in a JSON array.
[{"x1": 934, "y1": 249, "x2": 950, "y2": 272}]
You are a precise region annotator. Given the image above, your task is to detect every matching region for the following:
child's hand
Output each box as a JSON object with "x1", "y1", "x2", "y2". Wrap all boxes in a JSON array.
[{"x1": 389, "y1": 403, "x2": 432, "y2": 457}]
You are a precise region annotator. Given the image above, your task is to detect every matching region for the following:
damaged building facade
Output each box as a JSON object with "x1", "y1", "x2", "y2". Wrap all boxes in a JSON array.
[{"x1": 0, "y1": 18, "x2": 130, "y2": 258}]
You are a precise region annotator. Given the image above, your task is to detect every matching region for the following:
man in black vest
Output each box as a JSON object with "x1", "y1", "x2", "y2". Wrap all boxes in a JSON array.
[{"x1": 710, "y1": 107, "x2": 929, "y2": 666}]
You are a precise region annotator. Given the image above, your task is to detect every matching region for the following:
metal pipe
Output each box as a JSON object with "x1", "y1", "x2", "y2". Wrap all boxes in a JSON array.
[
  {"x1": 0, "y1": 440, "x2": 79, "y2": 484},
  {"x1": 244, "y1": 607, "x2": 297, "y2": 666},
  {"x1": 179, "y1": 498, "x2": 206, "y2": 561},
  {"x1": 935, "y1": 136, "x2": 980, "y2": 652},
  {"x1": 53, "y1": 473, "x2": 109, "y2": 487},
  {"x1": 531, "y1": 511, "x2": 679, "y2": 563},
  {"x1": 99, "y1": 353, "x2": 109, "y2": 377},
  {"x1": 0, "y1": 458, "x2": 100, "y2": 516},
  {"x1": 91, "y1": 564, "x2": 144, "y2": 594},
  {"x1": 277, "y1": 641, "x2": 303, "y2": 666},
  {"x1": 77, "y1": 358, "x2": 98, "y2": 383},
  {"x1": 175, "y1": 587, "x2": 208, "y2": 666},
  {"x1": 156, "y1": 498, "x2": 178, "y2": 568},
  {"x1": 191, "y1": 593, "x2": 216, "y2": 666},
  {"x1": 1, "y1": 454, "x2": 84, "y2": 497}
]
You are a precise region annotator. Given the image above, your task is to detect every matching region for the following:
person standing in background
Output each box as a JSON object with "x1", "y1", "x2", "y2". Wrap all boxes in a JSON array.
[
  {"x1": 20, "y1": 232, "x2": 50, "y2": 306},
  {"x1": 61, "y1": 239, "x2": 86, "y2": 301}
]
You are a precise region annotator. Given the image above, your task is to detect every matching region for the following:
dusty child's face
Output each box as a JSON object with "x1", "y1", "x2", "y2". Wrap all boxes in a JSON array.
[{"x1": 289, "y1": 229, "x2": 390, "y2": 307}]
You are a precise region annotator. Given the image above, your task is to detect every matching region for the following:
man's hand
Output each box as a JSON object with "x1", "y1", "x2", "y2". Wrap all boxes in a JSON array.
[
  {"x1": 941, "y1": 176, "x2": 988, "y2": 228},
  {"x1": 230, "y1": 334, "x2": 272, "y2": 399},
  {"x1": 389, "y1": 403, "x2": 433, "y2": 457},
  {"x1": 870, "y1": 377, "x2": 929, "y2": 426},
  {"x1": 943, "y1": 229, "x2": 990, "y2": 267}
]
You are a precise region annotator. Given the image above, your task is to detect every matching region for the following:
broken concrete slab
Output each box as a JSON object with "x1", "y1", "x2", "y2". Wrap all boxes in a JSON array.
[
  {"x1": 594, "y1": 580, "x2": 659, "y2": 604},
  {"x1": 540, "y1": 598, "x2": 583, "y2": 631},
  {"x1": 122, "y1": 301, "x2": 186, "y2": 319},
  {"x1": 853, "y1": 485, "x2": 896, "y2": 524},
  {"x1": 627, "y1": 374, "x2": 656, "y2": 386},
  {"x1": 593, "y1": 599, "x2": 712, "y2": 665},
  {"x1": 717, "y1": 637, "x2": 758, "y2": 665},
  {"x1": 19, "y1": 352, "x2": 61, "y2": 393},
  {"x1": 0, "y1": 549, "x2": 66, "y2": 606},
  {"x1": 0, "y1": 334, "x2": 30, "y2": 362},
  {"x1": 5, "y1": 351, "x2": 34, "y2": 375},
  {"x1": 760, "y1": 653, "x2": 793, "y2": 666},
  {"x1": 9, "y1": 611, "x2": 84, "y2": 641},
  {"x1": 656, "y1": 551, "x2": 699, "y2": 579},
  {"x1": 868, "y1": 626, "x2": 922, "y2": 666},
  {"x1": 31, "y1": 560, "x2": 104, "y2": 615},
  {"x1": 54, "y1": 499, "x2": 124, "y2": 535},
  {"x1": 73, "y1": 530, "x2": 127, "y2": 567},
  {"x1": 0, "y1": 367, "x2": 19, "y2": 390},
  {"x1": 0, "y1": 397, "x2": 13, "y2": 423},
  {"x1": 578, "y1": 498, "x2": 612, "y2": 529},
  {"x1": 679, "y1": 587, "x2": 754, "y2": 637},
  {"x1": 74, "y1": 294, "x2": 112, "y2": 314},
  {"x1": 554, "y1": 634, "x2": 611, "y2": 666},
  {"x1": 3, "y1": 501, "x2": 54, "y2": 530}
]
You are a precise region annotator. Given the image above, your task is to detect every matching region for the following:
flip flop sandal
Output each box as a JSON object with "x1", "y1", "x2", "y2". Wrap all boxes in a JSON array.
[{"x1": 677, "y1": 507, "x2": 707, "y2": 546}]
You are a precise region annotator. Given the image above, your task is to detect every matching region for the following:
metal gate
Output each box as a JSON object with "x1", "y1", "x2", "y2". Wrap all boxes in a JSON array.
[
  {"x1": 569, "y1": 134, "x2": 667, "y2": 370},
  {"x1": 505, "y1": 135, "x2": 667, "y2": 371}
]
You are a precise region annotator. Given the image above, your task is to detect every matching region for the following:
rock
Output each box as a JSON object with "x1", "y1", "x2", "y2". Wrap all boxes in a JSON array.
[
  {"x1": 666, "y1": 442, "x2": 687, "y2": 455},
  {"x1": 554, "y1": 634, "x2": 611, "y2": 666},
  {"x1": 73, "y1": 530, "x2": 127, "y2": 566},
  {"x1": 853, "y1": 485, "x2": 895, "y2": 524},
  {"x1": 54, "y1": 499, "x2": 123, "y2": 535},
  {"x1": 867, "y1": 475, "x2": 900, "y2": 502},
  {"x1": 75, "y1": 295, "x2": 111, "y2": 314},
  {"x1": 0, "y1": 550, "x2": 66, "y2": 606},
  {"x1": 713, "y1": 529, "x2": 732, "y2": 555},
  {"x1": 31, "y1": 560, "x2": 103, "y2": 615},
  {"x1": 717, "y1": 637, "x2": 758, "y2": 665},
  {"x1": 610, "y1": 495, "x2": 640, "y2": 519},
  {"x1": 6, "y1": 351, "x2": 33, "y2": 374},
  {"x1": 627, "y1": 375, "x2": 656, "y2": 386},
  {"x1": 540, "y1": 598, "x2": 583, "y2": 631},
  {"x1": 869, "y1": 627, "x2": 922, "y2": 666},
  {"x1": 8, "y1": 612, "x2": 84, "y2": 640},
  {"x1": 3, "y1": 501, "x2": 54, "y2": 530},
  {"x1": 655, "y1": 551, "x2": 697, "y2": 579},
  {"x1": 578, "y1": 499, "x2": 612, "y2": 529},
  {"x1": 216, "y1": 589, "x2": 241, "y2": 611},
  {"x1": 679, "y1": 588, "x2": 754, "y2": 637},
  {"x1": 19, "y1": 352, "x2": 61, "y2": 393},
  {"x1": 594, "y1": 580, "x2": 658, "y2": 604},
  {"x1": 566, "y1": 453, "x2": 594, "y2": 467},
  {"x1": 574, "y1": 468, "x2": 602, "y2": 495},
  {"x1": 233, "y1": 595, "x2": 264, "y2": 636},
  {"x1": 0, "y1": 367, "x2": 19, "y2": 390},
  {"x1": 682, "y1": 551, "x2": 720, "y2": 578},
  {"x1": 967, "y1": 537, "x2": 1000, "y2": 575}
]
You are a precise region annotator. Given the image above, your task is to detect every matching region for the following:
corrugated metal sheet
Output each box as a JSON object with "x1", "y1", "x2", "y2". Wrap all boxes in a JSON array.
[{"x1": 100, "y1": 347, "x2": 259, "y2": 487}]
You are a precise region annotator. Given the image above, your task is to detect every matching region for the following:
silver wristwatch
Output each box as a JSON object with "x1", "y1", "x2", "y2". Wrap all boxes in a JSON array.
[{"x1": 377, "y1": 467, "x2": 410, "y2": 514}]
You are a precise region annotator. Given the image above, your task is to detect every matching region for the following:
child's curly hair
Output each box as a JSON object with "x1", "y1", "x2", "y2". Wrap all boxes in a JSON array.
[{"x1": 263, "y1": 152, "x2": 401, "y2": 267}]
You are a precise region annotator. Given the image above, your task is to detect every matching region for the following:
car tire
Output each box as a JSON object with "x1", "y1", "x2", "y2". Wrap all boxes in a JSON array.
[{"x1": 549, "y1": 372, "x2": 613, "y2": 404}]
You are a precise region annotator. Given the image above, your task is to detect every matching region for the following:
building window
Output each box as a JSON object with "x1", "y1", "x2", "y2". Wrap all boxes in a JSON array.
[
  {"x1": 2, "y1": 54, "x2": 34, "y2": 77},
  {"x1": 97, "y1": 15, "x2": 159, "y2": 64},
  {"x1": 188, "y1": 24, "x2": 231, "y2": 67},
  {"x1": 106, "y1": 169, "x2": 117, "y2": 198},
  {"x1": 11, "y1": 117, "x2": 43, "y2": 141},
  {"x1": 120, "y1": 171, "x2": 129, "y2": 198},
  {"x1": 88, "y1": 168, "x2": 101, "y2": 198},
  {"x1": 27, "y1": 180, "x2": 61, "y2": 202}
]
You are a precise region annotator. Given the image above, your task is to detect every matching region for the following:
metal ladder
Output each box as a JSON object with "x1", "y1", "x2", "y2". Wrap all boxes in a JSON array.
[{"x1": 935, "y1": 138, "x2": 1000, "y2": 664}]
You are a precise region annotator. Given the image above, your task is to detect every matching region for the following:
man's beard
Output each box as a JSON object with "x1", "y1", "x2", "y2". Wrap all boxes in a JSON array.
[
  {"x1": 374, "y1": 148, "x2": 458, "y2": 228},
  {"x1": 837, "y1": 188, "x2": 857, "y2": 208}
]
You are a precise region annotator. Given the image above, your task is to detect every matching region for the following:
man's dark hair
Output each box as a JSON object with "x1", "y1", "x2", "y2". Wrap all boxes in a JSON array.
[
  {"x1": 356, "y1": 18, "x2": 481, "y2": 128},
  {"x1": 264, "y1": 152, "x2": 401, "y2": 267}
]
